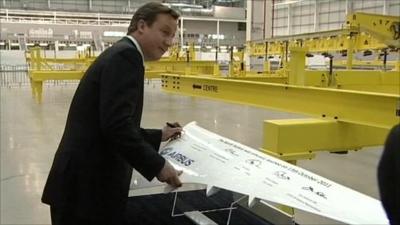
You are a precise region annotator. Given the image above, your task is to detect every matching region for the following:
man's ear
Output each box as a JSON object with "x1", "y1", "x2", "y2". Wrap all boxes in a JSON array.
[{"x1": 137, "y1": 19, "x2": 146, "y2": 33}]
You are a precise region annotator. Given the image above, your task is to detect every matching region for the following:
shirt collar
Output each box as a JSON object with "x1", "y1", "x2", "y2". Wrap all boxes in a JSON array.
[{"x1": 125, "y1": 35, "x2": 145, "y2": 66}]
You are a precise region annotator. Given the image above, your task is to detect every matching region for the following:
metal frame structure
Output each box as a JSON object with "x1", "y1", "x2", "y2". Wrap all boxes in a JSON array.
[
  {"x1": 26, "y1": 45, "x2": 220, "y2": 103},
  {"x1": 26, "y1": 47, "x2": 93, "y2": 103},
  {"x1": 161, "y1": 12, "x2": 400, "y2": 162}
]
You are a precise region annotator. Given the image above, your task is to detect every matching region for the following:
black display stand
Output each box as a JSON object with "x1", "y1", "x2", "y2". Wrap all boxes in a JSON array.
[{"x1": 126, "y1": 189, "x2": 274, "y2": 225}]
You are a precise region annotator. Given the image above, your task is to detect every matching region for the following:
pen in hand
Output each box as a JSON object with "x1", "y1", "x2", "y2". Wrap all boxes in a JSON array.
[
  {"x1": 166, "y1": 122, "x2": 181, "y2": 128},
  {"x1": 166, "y1": 122, "x2": 182, "y2": 139}
]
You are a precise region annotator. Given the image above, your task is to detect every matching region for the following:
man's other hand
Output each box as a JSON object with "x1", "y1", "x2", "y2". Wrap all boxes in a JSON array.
[{"x1": 156, "y1": 160, "x2": 182, "y2": 188}]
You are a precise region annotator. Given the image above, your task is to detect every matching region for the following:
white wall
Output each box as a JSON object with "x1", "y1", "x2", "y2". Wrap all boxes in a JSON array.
[
  {"x1": 181, "y1": 20, "x2": 245, "y2": 46},
  {"x1": 2, "y1": 0, "x2": 147, "y2": 13},
  {"x1": 0, "y1": 50, "x2": 99, "y2": 65},
  {"x1": 273, "y1": 0, "x2": 400, "y2": 36}
]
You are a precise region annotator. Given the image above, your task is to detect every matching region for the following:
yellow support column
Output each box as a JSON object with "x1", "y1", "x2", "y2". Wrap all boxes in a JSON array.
[
  {"x1": 394, "y1": 61, "x2": 400, "y2": 71},
  {"x1": 346, "y1": 35, "x2": 354, "y2": 70},
  {"x1": 264, "y1": 41, "x2": 271, "y2": 73},
  {"x1": 31, "y1": 80, "x2": 43, "y2": 104},
  {"x1": 288, "y1": 47, "x2": 307, "y2": 85},
  {"x1": 264, "y1": 60, "x2": 271, "y2": 73},
  {"x1": 213, "y1": 63, "x2": 220, "y2": 76},
  {"x1": 185, "y1": 63, "x2": 191, "y2": 75},
  {"x1": 228, "y1": 64, "x2": 233, "y2": 77},
  {"x1": 29, "y1": 77, "x2": 35, "y2": 99}
]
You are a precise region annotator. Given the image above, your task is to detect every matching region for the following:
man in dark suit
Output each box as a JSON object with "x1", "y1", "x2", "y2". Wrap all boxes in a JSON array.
[
  {"x1": 378, "y1": 123, "x2": 400, "y2": 225},
  {"x1": 42, "y1": 3, "x2": 182, "y2": 225}
]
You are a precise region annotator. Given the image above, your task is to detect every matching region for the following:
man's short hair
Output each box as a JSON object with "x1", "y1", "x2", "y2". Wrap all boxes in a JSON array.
[{"x1": 127, "y1": 2, "x2": 180, "y2": 34}]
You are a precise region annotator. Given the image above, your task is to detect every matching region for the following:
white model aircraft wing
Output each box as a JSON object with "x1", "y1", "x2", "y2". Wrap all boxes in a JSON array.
[{"x1": 160, "y1": 121, "x2": 388, "y2": 225}]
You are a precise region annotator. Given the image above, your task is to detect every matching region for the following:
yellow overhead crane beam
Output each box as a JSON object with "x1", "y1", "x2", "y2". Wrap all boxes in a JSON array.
[
  {"x1": 247, "y1": 13, "x2": 400, "y2": 74},
  {"x1": 247, "y1": 28, "x2": 390, "y2": 56},
  {"x1": 161, "y1": 75, "x2": 398, "y2": 129},
  {"x1": 147, "y1": 42, "x2": 219, "y2": 78},
  {"x1": 146, "y1": 60, "x2": 219, "y2": 79},
  {"x1": 248, "y1": 12, "x2": 399, "y2": 57},
  {"x1": 161, "y1": 74, "x2": 399, "y2": 160},
  {"x1": 241, "y1": 13, "x2": 400, "y2": 94},
  {"x1": 346, "y1": 12, "x2": 400, "y2": 48}
]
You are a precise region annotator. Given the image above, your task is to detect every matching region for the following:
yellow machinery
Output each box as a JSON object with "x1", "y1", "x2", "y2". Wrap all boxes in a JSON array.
[
  {"x1": 26, "y1": 47, "x2": 95, "y2": 103},
  {"x1": 26, "y1": 42, "x2": 219, "y2": 103},
  {"x1": 161, "y1": 12, "x2": 400, "y2": 163},
  {"x1": 160, "y1": 13, "x2": 399, "y2": 214},
  {"x1": 24, "y1": 12, "x2": 398, "y2": 215},
  {"x1": 163, "y1": 43, "x2": 196, "y2": 61},
  {"x1": 243, "y1": 13, "x2": 399, "y2": 94},
  {"x1": 26, "y1": 12, "x2": 398, "y2": 159},
  {"x1": 146, "y1": 42, "x2": 219, "y2": 79}
]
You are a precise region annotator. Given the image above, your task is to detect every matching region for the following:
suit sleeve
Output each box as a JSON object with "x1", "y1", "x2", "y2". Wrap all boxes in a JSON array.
[
  {"x1": 99, "y1": 49, "x2": 165, "y2": 181},
  {"x1": 378, "y1": 124, "x2": 400, "y2": 224},
  {"x1": 140, "y1": 128, "x2": 162, "y2": 151}
]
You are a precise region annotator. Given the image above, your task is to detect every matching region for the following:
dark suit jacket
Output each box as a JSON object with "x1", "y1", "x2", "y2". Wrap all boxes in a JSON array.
[
  {"x1": 42, "y1": 37, "x2": 166, "y2": 223},
  {"x1": 378, "y1": 124, "x2": 400, "y2": 225}
]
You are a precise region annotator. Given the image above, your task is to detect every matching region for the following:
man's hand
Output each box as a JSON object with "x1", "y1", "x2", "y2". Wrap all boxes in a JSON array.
[
  {"x1": 161, "y1": 122, "x2": 182, "y2": 141},
  {"x1": 156, "y1": 160, "x2": 182, "y2": 188}
]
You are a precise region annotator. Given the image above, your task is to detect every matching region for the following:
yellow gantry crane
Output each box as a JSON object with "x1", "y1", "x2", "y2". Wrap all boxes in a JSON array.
[
  {"x1": 26, "y1": 47, "x2": 95, "y2": 103},
  {"x1": 26, "y1": 42, "x2": 219, "y2": 103},
  {"x1": 24, "y1": 13, "x2": 399, "y2": 216},
  {"x1": 161, "y1": 12, "x2": 400, "y2": 164},
  {"x1": 231, "y1": 13, "x2": 399, "y2": 95}
]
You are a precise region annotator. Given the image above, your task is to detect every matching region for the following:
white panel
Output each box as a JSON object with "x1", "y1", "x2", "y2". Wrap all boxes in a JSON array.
[
  {"x1": 369, "y1": 7, "x2": 380, "y2": 13},
  {"x1": 214, "y1": 6, "x2": 245, "y2": 19},
  {"x1": 361, "y1": 0, "x2": 382, "y2": 8},
  {"x1": 354, "y1": 0, "x2": 384, "y2": 10},
  {"x1": 292, "y1": 6, "x2": 301, "y2": 16},
  {"x1": 319, "y1": 12, "x2": 329, "y2": 23},
  {"x1": 301, "y1": 15, "x2": 313, "y2": 24},
  {"x1": 329, "y1": 12, "x2": 341, "y2": 23},
  {"x1": 319, "y1": 23, "x2": 330, "y2": 31},
  {"x1": 160, "y1": 122, "x2": 389, "y2": 225},
  {"x1": 339, "y1": 11, "x2": 346, "y2": 21},
  {"x1": 329, "y1": 22, "x2": 342, "y2": 30},
  {"x1": 353, "y1": 0, "x2": 364, "y2": 9},
  {"x1": 219, "y1": 22, "x2": 246, "y2": 45},
  {"x1": 292, "y1": 26, "x2": 302, "y2": 35},
  {"x1": 307, "y1": 24, "x2": 314, "y2": 33},
  {"x1": 302, "y1": 25, "x2": 314, "y2": 33},
  {"x1": 320, "y1": 2, "x2": 330, "y2": 13},
  {"x1": 252, "y1": 0, "x2": 265, "y2": 23},
  {"x1": 328, "y1": 0, "x2": 340, "y2": 11},
  {"x1": 274, "y1": 18, "x2": 288, "y2": 27},
  {"x1": 339, "y1": 0, "x2": 347, "y2": 10},
  {"x1": 274, "y1": 27, "x2": 288, "y2": 36},
  {"x1": 298, "y1": 25, "x2": 314, "y2": 34},
  {"x1": 388, "y1": 2, "x2": 400, "y2": 16},
  {"x1": 184, "y1": 20, "x2": 217, "y2": 34},
  {"x1": 277, "y1": 7, "x2": 288, "y2": 17},
  {"x1": 388, "y1": 0, "x2": 399, "y2": 3},
  {"x1": 292, "y1": 16, "x2": 301, "y2": 26},
  {"x1": 302, "y1": 4, "x2": 313, "y2": 14}
]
